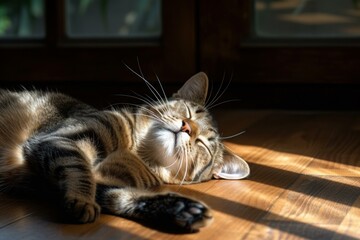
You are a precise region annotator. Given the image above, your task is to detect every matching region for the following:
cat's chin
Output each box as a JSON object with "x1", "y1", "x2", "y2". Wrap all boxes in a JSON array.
[{"x1": 150, "y1": 128, "x2": 190, "y2": 168}]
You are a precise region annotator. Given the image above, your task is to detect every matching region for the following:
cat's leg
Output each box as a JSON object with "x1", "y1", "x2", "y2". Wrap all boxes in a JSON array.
[
  {"x1": 96, "y1": 185, "x2": 213, "y2": 232},
  {"x1": 95, "y1": 150, "x2": 212, "y2": 231},
  {"x1": 94, "y1": 150, "x2": 162, "y2": 189},
  {"x1": 24, "y1": 136, "x2": 100, "y2": 223}
]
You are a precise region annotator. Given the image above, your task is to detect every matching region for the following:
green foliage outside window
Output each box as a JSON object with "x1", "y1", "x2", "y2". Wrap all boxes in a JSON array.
[{"x1": 0, "y1": 0, "x2": 44, "y2": 37}]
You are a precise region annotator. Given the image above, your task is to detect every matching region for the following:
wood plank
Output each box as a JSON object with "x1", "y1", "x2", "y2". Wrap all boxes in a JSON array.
[
  {"x1": 335, "y1": 197, "x2": 360, "y2": 239},
  {"x1": 0, "y1": 194, "x2": 34, "y2": 228},
  {"x1": 0, "y1": 214, "x2": 146, "y2": 240}
]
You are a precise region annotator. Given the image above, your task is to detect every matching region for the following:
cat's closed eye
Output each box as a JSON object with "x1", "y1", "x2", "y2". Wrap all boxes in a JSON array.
[
  {"x1": 196, "y1": 138, "x2": 212, "y2": 155},
  {"x1": 195, "y1": 108, "x2": 205, "y2": 114},
  {"x1": 184, "y1": 103, "x2": 192, "y2": 119}
]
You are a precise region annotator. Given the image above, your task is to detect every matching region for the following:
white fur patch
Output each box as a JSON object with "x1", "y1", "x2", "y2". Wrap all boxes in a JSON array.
[
  {"x1": 13, "y1": 144, "x2": 25, "y2": 166},
  {"x1": 155, "y1": 129, "x2": 176, "y2": 157}
]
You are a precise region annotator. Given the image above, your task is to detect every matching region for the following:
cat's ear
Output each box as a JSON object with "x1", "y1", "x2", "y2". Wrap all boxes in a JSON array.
[
  {"x1": 172, "y1": 72, "x2": 209, "y2": 105},
  {"x1": 213, "y1": 148, "x2": 250, "y2": 180}
]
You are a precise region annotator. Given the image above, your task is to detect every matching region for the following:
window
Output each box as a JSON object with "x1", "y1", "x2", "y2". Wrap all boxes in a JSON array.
[
  {"x1": 66, "y1": 0, "x2": 161, "y2": 39},
  {"x1": 0, "y1": 0, "x2": 45, "y2": 39},
  {"x1": 255, "y1": 0, "x2": 360, "y2": 38},
  {"x1": 198, "y1": 0, "x2": 360, "y2": 81}
]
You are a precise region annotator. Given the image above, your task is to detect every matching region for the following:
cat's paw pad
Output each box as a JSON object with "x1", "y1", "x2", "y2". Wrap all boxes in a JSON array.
[
  {"x1": 136, "y1": 193, "x2": 213, "y2": 231},
  {"x1": 173, "y1": 200, "x2": 212, "y2": 230},
  {"x1": 64, "y1": 197, "x2": 100, "y2": 223}
]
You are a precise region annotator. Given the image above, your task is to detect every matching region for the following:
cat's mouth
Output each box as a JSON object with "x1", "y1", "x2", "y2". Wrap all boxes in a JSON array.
[
  {"x1": 162, "y1": 129, "x2": 180, "y2": 150},
  {"x1": 159, "y1": 120, "x2": 190, "y2": 145},
  {"x1": 165, "y1": 128, "x2": 190, "y2": 149}
]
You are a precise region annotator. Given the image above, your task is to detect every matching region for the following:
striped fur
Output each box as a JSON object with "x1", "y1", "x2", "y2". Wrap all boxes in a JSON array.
[{"x1": 0, "y1": 72, "x2": 249, "y2": 231}]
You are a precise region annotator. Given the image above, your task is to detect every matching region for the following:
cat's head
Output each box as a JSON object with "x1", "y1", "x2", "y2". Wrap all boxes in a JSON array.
[{"x1": 139, "y1": 72, "x2": 250, "y2": 184}]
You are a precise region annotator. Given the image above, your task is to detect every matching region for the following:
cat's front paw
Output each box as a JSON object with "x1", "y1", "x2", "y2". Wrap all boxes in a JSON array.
[
  {"x1": 135, "y1": 193, "x2": 213, "y2": 231},
  {"x1": 171, "y1": 196, "x2": 213, "y2": 230},
  {"x1": 64, "y1": 197, "x2": 100, "y2": 223}
]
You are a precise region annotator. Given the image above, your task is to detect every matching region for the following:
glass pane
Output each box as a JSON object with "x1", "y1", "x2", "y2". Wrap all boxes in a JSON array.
[
  {"x1": 0, "y1": 0, "x2": 45, "y2": 39},
  {"x1": 66, "y1": 0, "x2": 162, "y2": 38},
  {"x1": 255, "y1": 0, "x2": 360, "y2": 38}
]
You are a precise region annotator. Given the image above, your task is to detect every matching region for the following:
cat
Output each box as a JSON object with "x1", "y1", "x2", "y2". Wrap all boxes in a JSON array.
[{"x1": 0, "y1": 72, "x2": 249, "y2": 232}]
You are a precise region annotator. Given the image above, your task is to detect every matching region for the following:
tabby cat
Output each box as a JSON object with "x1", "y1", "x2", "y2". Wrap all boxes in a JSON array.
[{"x1": 0, "y1": 72, "x2": 249, "y2": 232}]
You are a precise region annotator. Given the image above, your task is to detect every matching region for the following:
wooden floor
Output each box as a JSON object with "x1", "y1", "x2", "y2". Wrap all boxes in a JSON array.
[{"x1": 1, "y1": 110, "x2": 360, "y2": 240}]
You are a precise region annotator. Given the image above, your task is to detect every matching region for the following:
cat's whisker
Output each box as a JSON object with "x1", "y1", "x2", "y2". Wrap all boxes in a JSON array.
[
  {"x1": 206, "y1": 72, "x2": 233, "y2": 110},
  {"x1": 110, "y1": 102, "x2": 158, "y2": 120},
  {"x1": 136, "y1": 57, "x2": 145, "y2": 80},
  {"x1": 220, "y1": 130, "x2": 246, "y2": 140},
  {"x1": 115, "y1": 92, "x2": 159, "y2": 112},
  {"x1": 113, "y1": 103, "x2": 161, "y2": 122},
  {"x1": 136, "y1": 105, "x2": 168, "y2": 122},
  {"x1": 154, "y1": 73, "x2": 172, "y2": 113},
  {"x1": 206, "y1": 72, "x2": 226, "y2": 109},
  {"x1": 128, "y1": 92, "x2": 170, "y2": 120},
  {"x1": 180, "y1": 148, "x2": 188, "y2": 186},
  {"x1": 164, "y1": 160, "x2": 178, "y2": 169},
  {"x1": 207, "y1": 99, "x2": 242, "y2": 110},
  {"x1": 136, "y1": 102, "x2": 163, "y2": 120},
  {"x1": 136, "y1": 107, "x2": 160, "y2": 118},
  {"x1": 154, "y1": 73, "x2": 168, "y2": 103},
  {"x1": 133, "y1": 113, "x2": 168, "y2": 126},
  {"x1": 164, "y1": 147, "x2": 182, "y2": 169},
  {"x1": 188, "y1": 156, "x2": 197, "y2": 185},
  {"x1": 173, "y1": 147, "x2": 185, "y2": 181},
  {"x1": 136, "y1": 58, "x2": 167, "y2": 107},
  {"x1": 113, "y1": 94, "x2": 167, "y2": 123},
  {"x1": 134, "y1": 93, "x2": 156, "y2": 106},
  {"x1": 132, "y1": 91, "x2": 163, "y2": 108},
  {"x1": 204, "y1": 76, "x2": 214, "y2": 107},
  {"x1": 123, "y1": 62, "x2": 166, "y2": 108},
  {"x1": 187, "y1": 146, "x2": 197, "y2": 185},
  {"x1": 164, "y1": 142, "x2": 183, "y2": 169}
]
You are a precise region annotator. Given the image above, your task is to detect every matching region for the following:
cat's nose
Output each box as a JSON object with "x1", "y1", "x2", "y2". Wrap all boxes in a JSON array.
[{"x1": 181, "y1": 120, "x2": 192, "y2": 135}]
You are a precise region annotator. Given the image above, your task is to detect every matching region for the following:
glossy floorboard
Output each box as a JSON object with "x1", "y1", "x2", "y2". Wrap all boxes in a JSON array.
[{"x1": 1, "y1": 110, "x2": 359, "y2": 240}]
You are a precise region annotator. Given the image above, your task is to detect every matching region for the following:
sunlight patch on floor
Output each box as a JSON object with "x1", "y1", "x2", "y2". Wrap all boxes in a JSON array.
[{"x1": 225, "y1": 141, "x2": 360, "y2": 181}]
